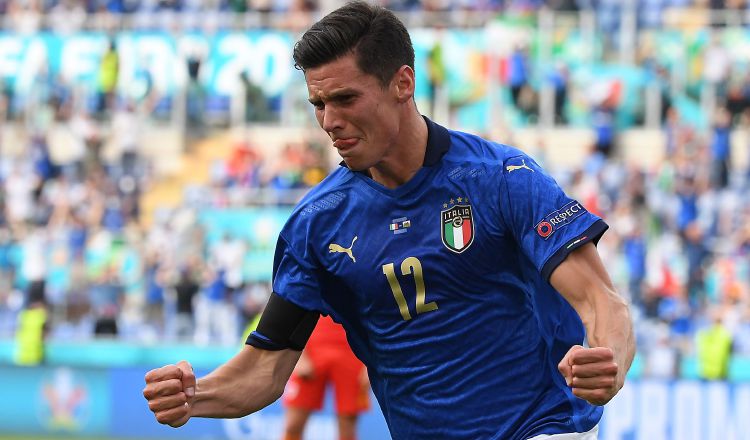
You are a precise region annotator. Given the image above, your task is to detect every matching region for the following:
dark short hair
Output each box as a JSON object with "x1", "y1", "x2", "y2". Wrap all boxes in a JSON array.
[{"x1": 292, "y1": 1, "x2": 414, "y2": 87}]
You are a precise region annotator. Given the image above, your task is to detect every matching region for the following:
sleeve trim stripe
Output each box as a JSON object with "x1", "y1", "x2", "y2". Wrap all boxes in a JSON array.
[
  {"x1": 541, "y1": 219, "x2": 609, "y2": 281},
  {"x1": 246, "y1": 331, "x2": 287, "y2": 351}
]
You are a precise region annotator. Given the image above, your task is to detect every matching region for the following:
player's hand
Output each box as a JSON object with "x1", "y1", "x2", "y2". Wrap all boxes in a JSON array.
[
  {"x1": 558, "y1": 345, "x2": 621, "y2": 406},
  {"x1": 143, "y1": 360, "x2": 196, "y2": 427}
]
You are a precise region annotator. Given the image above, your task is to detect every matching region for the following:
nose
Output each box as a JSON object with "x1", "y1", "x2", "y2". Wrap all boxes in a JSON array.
[{"x1": 320, "y1": 106, "x2": 344, "y2": 133}]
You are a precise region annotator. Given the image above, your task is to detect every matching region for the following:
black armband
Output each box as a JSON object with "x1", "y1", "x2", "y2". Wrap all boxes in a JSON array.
[{"x1": 245, "y1": 292, "x2": 320, "y2": 351}]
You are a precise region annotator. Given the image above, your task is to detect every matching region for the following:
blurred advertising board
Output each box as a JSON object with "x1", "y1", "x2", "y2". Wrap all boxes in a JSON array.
[
  {"x1": 0, "y1": 364, "x2": 389, "y2": 440},
  {"x1": 1, "y1": 363, "x2": 750, "y2": 440}
]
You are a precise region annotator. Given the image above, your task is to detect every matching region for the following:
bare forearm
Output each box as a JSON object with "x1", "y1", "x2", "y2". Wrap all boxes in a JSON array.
[
  {"x1": 550, "y1": 244, "x2": 636, "y2": 383},
  {"x1": 191, "y1": 366, "x2": 278, "y2": 418},
  {"x1": 190, "y1": 347, "x2": 300, "y2": 419},
  {"x1": 587, "y1": 289, "x2": 635, "y2": 381}
]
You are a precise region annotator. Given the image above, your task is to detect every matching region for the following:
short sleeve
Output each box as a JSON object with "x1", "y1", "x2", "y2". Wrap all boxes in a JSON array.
[
  {"x1": 498, "y1": 154, "x2": 608, "y2": 280},
  {"x1": 271, "y1": 232, "x2": 325, "y2": 312}
]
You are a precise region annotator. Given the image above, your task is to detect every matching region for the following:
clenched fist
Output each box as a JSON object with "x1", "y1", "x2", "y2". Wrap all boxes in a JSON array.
[
  {"x1": 143, "y1": 360, "x2": 196, "y2": 427},
  {"x1": 558, "y1": 345, "x2": 621, "y2": 406}
]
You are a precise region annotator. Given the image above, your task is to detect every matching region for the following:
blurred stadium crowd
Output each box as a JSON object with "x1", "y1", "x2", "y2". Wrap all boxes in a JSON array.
[
  {"x1": 2, "y1": 0, "x2": 750, "y2": 33},
  {"x1": 0, "y1": 1, "x2": 749, "y2": 380}
]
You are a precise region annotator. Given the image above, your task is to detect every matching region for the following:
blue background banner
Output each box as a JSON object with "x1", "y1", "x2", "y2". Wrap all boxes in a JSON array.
[
  {"x1": 2, "y1": 363, "x2": 750, "y2": 439},
  {"x1": 0, "y1": 364, "x2": 390, "y2": 440},
  {"x1": 0, "y1": 365, "x2": 110, "y2": 436}
]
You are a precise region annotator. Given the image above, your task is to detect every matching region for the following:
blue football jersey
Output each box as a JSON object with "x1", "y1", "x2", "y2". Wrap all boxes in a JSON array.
[{"x1": 269, "y1": 118, "x2": 608, "y2": 439}]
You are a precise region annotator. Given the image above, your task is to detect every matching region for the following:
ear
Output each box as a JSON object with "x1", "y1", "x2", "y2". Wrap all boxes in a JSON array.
[{"x1": 392, "y1": 65, "x2": 415, "y2": 103}]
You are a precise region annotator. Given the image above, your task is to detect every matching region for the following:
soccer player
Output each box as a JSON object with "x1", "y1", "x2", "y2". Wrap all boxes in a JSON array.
[
  {"x1": 143, "y1": 2, "x2": 635, "y2": 439},
  {"x1": 281, "y1": 315, "x2": 369, "y2": 440}
]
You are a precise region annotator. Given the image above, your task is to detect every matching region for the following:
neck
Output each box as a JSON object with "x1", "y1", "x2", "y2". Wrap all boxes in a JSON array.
[{"x1": 369, "y1": 110, "x2": 428, "y2": 189}]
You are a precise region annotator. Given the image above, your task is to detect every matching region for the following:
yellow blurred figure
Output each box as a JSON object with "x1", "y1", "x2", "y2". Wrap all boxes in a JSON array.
[
  {"x1": 696, "y1": 309, "x2": 732, "y2": 380},
  {"x1": 14, "y1": 301, "x2": 49, "y2": 366}
]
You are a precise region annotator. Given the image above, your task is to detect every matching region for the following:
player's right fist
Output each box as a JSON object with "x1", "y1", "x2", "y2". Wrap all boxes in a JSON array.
[{"x1": 143, "y1": 360, "x2": 196, "y2": 427}]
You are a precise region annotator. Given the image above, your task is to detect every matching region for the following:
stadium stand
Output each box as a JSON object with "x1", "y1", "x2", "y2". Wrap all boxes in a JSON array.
[{"x1": 0, "y1": 0, "x2": 749, "y2": 384}]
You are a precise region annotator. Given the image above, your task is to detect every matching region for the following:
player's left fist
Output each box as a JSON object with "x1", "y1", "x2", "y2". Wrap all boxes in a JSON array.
[{"x1": 558, "y1": 345, "x2": 621, "y2": 406}]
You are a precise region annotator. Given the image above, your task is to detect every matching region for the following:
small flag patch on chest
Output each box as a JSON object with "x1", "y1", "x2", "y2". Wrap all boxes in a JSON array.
[{"x1": 390, "y1": 217, "x2": 411, "y2": 234}]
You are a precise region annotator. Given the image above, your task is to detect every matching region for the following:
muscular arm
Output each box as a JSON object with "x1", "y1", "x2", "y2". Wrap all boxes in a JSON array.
[
  {"x1": 144, "y1": 346, "x2": 301, "y2": 426},
  {"x1": 145, "y1": 293, "x2": 319, "y2": 426},
  {"x1": 549, "y1": 242, "x2": 635, "y2": 405},
  {"x1": 192, "y1": 346, "x2": 302, "y2": 418}
]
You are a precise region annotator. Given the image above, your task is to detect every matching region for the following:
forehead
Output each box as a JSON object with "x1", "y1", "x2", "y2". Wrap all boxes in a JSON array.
[{"x1": 304, "y1": 55, "x2": 381, "y2": 98}]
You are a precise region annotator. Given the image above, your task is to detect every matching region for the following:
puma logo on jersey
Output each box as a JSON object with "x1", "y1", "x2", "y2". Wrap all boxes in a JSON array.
[
  {"x1": 329, "y1": 236, "x2": 357, "y2": 263},
  {"x1": 506, "y1": 159, "x2": 534, "y2": 173}
]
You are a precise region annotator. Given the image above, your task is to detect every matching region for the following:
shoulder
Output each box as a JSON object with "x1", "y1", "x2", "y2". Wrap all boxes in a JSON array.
[
  {"x1": 282, "y1": 167, "x2": 356, "y2": 233},
  {"x1": 444, "y1": 129, "x2": 536, "y2": 177}
]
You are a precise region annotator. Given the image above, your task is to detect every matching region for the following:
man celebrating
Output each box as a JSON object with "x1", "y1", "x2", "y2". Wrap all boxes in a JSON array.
[{"x1": 143, "y1": 2, "x2": 635, "y2": 439}]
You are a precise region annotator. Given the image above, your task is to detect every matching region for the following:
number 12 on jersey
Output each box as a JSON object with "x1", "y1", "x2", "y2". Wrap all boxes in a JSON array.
[{"x1": 382, "y1": 257, "x2": 438, "y2": 321}]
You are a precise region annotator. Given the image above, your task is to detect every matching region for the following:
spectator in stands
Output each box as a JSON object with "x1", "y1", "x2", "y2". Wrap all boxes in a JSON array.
[
  {"x1": 709, "y1": 107, "x2": 732, "y2": 189},
  {"x1": 676, "y1": 174, "x2": 700, "y2": 233},
  {"x1": 67, "y1": 108, "x2": 102, "y2": 178},
  {"x1": 173, "y1": 262, "x2": 201, "y2": 341},
  {"x1": 194, "y1": 268, "x2": 238, "y2": 346},
  {"x1": 7, "y1": 0, "x2": 42, "y2": 34},
  {"x1": 209, "y1": 232, "x2": 246, "y2": 300},
  {"x1": 547, "y1": 62, "x2": 569, "y2": 124},
  {"x1": 643, "y1": 322, "x2": 680, "y2": 378},
  {"x1": 96, "y1": 39, "x2": 120, "y2": 118},
  {"x1": 426, "y1": 27, "x2": 446, "y2": 120},
  {"x1": 4, "y1": 161, "x2": 37, "y2": 227},
  {"x1": 239, "y1": 70, "x2": 275, "y2": 123},
  {"x1": 590, "y1": 82, "x2": 620, "y2": 158},
  {"x1": 29, "y1": 134, "x2": 56, "y2": 196},
  {"x1": 226, "y1": 140, "x2": 263, "y2": 187},
  {"x1": 185, "y1": 47, "x2": 205, "y2": 138},
  {"x1": 623, "y1": 219, "x2": 647, "y2": 309},
  {"x1": 663, "y1": 107, "x2": 691, "y2": 156},
  {"x1": 91, "y1": 265, "x2": 124, "y2": 337},
  {"x1": 696, "y1": 307, "x2": 733, "y2": 380},
  {"x1": 13, "y1": 298, "x2": 49, "y2": 366},
  {"x1": 684, "y1": 221, "x2": 710, "y2": 309},
  {"x1": 0, "y1": 227, "x2": 15, "y2": 293},
  {"x1": 111, "y1": 101, "x2": 142, "y2": 178},
  {"x1": 507, "y1": 43, "x2": 530, "y2": 114},
  {"x1": 143, "y1": 253, "x2": 167, "y2": 336},
  {"x1": 279, "y1": 0, "x2": 317, "y2": 31},
  {"x1": 48, "y1": 0, "x2": 86, "y2": 35},
  {"x1": 724, "y1": 77, "x2": 749, "y2": 123},
  {"x1": 595, "y1": 0, "x2": 622, "y2": 38},
  {"x1": 20, "y1": 223, "x2": 48, "y2": 305},
  {"x1": 740, "y1": 213, "x2": 750, "y2": 255},
  {"x1": 703, "y1": 33, "x2": 731, "y2": 106}
]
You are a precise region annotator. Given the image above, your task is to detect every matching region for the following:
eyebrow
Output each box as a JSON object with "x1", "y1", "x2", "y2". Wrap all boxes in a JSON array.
[{"x1": 308, "y1": 90, "x2": 360, "y2": 106}]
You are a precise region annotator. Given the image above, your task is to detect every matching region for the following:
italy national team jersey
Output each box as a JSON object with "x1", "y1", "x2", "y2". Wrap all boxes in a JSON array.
[{"x1": 270, "y1": 117, "x2": 608, "y2": 439}]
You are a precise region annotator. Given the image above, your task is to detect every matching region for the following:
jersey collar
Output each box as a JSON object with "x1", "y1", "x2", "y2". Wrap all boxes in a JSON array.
[
  {"x1": 422, "y1": 116, "x2": 451, "y2": 166},
  {"x1": 338, "y1": 115, "x2": 451, "y2": 170}
]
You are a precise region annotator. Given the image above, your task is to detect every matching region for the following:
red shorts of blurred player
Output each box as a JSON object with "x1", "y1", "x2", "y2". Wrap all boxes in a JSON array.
[
  {"x1": 283, "y1": 345, "x2": 369, "y2": 415},
  {"x1": 282, "y1": 315, "x2": 369, "y2": 415}
]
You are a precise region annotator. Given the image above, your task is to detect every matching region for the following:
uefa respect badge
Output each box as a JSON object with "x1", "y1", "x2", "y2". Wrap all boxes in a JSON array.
[{"x1": 535, "y1": 201, "x2": 587, "y2": 240}]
